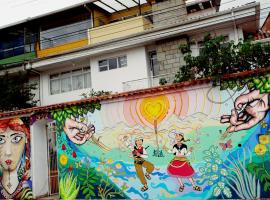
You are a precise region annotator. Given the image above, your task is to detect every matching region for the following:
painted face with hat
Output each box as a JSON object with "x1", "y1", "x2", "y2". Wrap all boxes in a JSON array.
[{"x1": 135, "y1": 136, "x2": 144, "y2": 147}]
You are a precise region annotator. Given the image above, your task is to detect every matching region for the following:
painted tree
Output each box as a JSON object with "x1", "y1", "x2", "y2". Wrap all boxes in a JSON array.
[
  {"x1": 173, "y1": 34, "x2": 270, "y2": 84},
  {"x1": 0, "y1": 71, "x2": 37, "y2": 112}
]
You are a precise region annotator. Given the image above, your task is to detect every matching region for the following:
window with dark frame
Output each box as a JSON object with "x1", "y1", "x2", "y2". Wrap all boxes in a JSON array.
[{"x1": 98, "y1": 55, "x2": 127, "y2": 72}]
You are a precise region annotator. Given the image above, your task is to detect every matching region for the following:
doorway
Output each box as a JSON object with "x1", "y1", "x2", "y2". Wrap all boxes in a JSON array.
[{"x1": 46, "y1": 121, "x2": 59, "y2": 195}]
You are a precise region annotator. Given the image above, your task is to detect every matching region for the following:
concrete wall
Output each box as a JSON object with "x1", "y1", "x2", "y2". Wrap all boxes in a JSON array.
[
  {"x1": 156, "y1": 37, "x2": 188, "y2": 75},
  {"x1": 152, "y1": 0, "x2": 187, "y2": 27}
]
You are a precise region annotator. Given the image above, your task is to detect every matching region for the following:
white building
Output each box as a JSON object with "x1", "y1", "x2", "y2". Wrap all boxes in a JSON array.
[{"x1": 0, "y1": 0, "x2": 261, "y2": 106}]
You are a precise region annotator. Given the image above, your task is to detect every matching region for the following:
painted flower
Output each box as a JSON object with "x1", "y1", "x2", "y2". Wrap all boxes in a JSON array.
[
  {"x1": 60, "y1": 154, "x2": 68, "y2": 166},
  {"x1": 254, "y1": 144, "x2": 267, "y2": 156},
  {"x1": 62, "y1": 144, "x2": 66, "y2": 150},
  {"x1": 259, "y1": 134, "x2": 270, "y2": 145},
  {"x1": 112, "y1": 178, "x2": 118, "y2": 183},
  {"x1": 96, "y1": 166, "x2": 102, "y2": 171},
  {"x1": 68, "y1": 165, "x2": 73, "y2": 172},
  {"x1": 107, "y1": 158, "x2": 113, "y2": 164},
  {"x1": 72, "y1": 151, "x2": 77, "y2": 158},
  {"x1": 115, "y1": 163, "x2": 122, "y2": 169},
  {"x1": 260, "y1": 120, "x2": 268, "y2": 128}
]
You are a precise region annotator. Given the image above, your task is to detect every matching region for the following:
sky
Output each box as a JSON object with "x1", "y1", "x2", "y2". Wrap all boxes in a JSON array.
[{"x1": 0, "y1": 0, "x2": 269, "y2": 29}]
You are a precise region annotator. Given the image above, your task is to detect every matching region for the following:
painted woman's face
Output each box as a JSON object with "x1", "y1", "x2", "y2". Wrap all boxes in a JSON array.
[
  {"x1": 0, "y1": 127, "x2": 26, "y2": 171},
  {"x1": 175, "y1": 134, "x2": 183, "y2": 143}
]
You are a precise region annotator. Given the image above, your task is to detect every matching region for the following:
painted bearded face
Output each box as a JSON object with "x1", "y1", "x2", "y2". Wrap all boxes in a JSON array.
[{"x1": 0, "y1": 128, "x2": 26, "y2": 171}]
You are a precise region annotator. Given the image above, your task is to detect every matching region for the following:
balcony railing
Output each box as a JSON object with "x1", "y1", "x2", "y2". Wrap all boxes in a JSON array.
[
  {"x1": 122, "y1": 73, "x2": 176, "y2": 91},
  {"x1": 88, "y1": 15, "x2": 153, "y2": 45}
]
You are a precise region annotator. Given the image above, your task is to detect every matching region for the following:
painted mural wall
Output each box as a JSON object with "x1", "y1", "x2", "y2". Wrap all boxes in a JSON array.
[
  {"x1": 51, "y1": 75, "x2": 270, "y2": 200},
  {"x1": 0, "y1": 118, "x2": 33, "y2": 199}
]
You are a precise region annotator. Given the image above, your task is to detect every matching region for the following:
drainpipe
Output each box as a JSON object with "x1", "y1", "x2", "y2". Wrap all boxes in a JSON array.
[{"x1": 232, "y1": 10, "x2": 239, "y2": 43}]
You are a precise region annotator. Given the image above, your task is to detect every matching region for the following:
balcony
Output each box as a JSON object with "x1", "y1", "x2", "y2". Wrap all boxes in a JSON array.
[
  {"x1": 123, "y1": 73, "x2": 176, "y2": 91},
  {"x1": 37, "y1": 20, "x2": 91, "y2": 58},
  {"x1": 0, "y1": 43, "x2": 36, "y2": 66},
  {"x1": 89, "y1": 15, "x2": 153, "y2": 45}
]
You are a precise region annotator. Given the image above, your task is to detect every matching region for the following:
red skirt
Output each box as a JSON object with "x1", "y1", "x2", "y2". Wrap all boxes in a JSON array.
[{"x1": 167, "y1": 159, "x2": 195, "y2": 178}]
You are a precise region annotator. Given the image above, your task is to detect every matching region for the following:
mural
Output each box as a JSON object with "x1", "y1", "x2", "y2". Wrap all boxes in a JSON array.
[
  {"x1": 51, "y1": 74, "x2": 270, "y2": 199},
  {"x1": 0, "y1": 118, "x2": 33, "y2": 199}
]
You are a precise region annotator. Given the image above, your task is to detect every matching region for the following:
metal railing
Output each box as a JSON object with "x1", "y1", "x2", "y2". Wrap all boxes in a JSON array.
[{"x1": 122, "y1": 73, "x2": 176, "y2": 91}]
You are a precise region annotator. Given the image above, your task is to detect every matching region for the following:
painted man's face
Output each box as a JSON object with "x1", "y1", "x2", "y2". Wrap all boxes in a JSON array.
[
  {"x1": 175, "y1": 134, "x2": 183, "y2": 143},
  {"x1": 0, "y1": 128, "x2": 26, "y2": 171}
]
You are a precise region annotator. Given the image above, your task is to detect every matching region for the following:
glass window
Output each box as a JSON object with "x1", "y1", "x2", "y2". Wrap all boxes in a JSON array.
[
  {"x1": 118, "y1": 56, "x2": 127, "y2": 68},
  {"x1": 99, "y1": 60, "x2": 108, "y2": 72},
  {"x1": 50, "y1": 79, "x2": 60, "y2": 95},
  {"x1": 50, "y1": 66, "x2": 91, "y2": 95},
  {"x1": 61, "y1": 77, "x2": 71, "y2": 93},
  {"x1": 72, "y1": 74, "x2": 84, "y2": 90},
  {"x1": 98, "y1": 55, "x2": 127, "y2": 72},
  {"x1": 109, "y1": 58, "x2": 117, "y2": 70}
]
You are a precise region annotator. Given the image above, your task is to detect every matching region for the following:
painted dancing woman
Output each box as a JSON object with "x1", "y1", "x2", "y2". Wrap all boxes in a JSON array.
[{"x1": 166, "y1": 131, "x2": 202, "y2": 192}]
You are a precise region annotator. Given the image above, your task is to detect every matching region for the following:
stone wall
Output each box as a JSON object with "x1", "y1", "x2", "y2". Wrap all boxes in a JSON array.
[
  {"x1": 152, "y1": 0, "x2": 187, "y2": 27},
  {"x1": 156, "y1": 37, "x2": 187, "y2": 76}
]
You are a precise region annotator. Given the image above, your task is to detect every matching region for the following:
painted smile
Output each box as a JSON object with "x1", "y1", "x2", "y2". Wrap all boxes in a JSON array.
[{"x1": 5, "y1": 160, "x2": 12, "y2": 165}]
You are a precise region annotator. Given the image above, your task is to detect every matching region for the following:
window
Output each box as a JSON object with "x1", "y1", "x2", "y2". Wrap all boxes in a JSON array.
[
  {"x1": 98, "y1": 55, "x2": 127, "y2": 72},
  {"x1": 50, "y1": 67, "x2": 91, "y2": 95}
]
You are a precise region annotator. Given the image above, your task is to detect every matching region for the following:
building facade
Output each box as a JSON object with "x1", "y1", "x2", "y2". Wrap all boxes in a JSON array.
[{"x1": 0, "y1": 0, "x2": 261, "y2": 107}]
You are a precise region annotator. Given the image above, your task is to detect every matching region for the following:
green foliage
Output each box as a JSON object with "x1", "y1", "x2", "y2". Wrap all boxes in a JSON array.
[
  {"x1": 247, "y1": 162, "x2": 270, "y2": 192},
  {"x1": 97, "y1": 159, "x2": 127, "y2": 199},
  {"x1": 60, "y1": 173, "x2": 80, "y2": 200},
  {"x1": 0, "y1": 71, "x2": 37, "y2": 112},
  {"x1": 79, "y1": 167, "x2": 99, "y2": 199},
  {"x1": 81, "y1": 89, "x2": 112, "y2": 99},
  {"x1": 50, "y1": 102, "x2": 101, "y2": 131},
  {"x1": 220, "y1": 73, "x2": 270, "y2": 93},
  {"x1": 174, "y1": 34, "x2": 270, "y2": 84},
  {"x1": 159, "y1": 78, "x2": 168, "y2": 85},
  {"x1": 199, "y1": 145, "x2": 232, "y2": 198},
  {"x1": 224, "y1": 149, "x2": 261, "y2": 199}
]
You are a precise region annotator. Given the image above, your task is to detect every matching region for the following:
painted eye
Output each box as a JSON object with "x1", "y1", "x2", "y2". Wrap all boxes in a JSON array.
[
  {"x1": 11, "y1": 136, "x2": 23, "y2": 143},
  {"x1": 0, "y1": 138, "x2": 5, "y2": 144}
]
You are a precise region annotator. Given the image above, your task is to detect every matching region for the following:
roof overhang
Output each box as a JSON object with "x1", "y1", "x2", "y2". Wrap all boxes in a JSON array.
[{"x1": 92, "y1": 0, "x2": 149, "y2": 13}]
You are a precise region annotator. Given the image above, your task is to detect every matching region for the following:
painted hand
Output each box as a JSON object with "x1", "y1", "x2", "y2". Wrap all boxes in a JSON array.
[
  {"x1": 63, "y1": 118, "x2": 95, "y2": 145},
  {"x1": 221, "y1": 90, "x2": 269, "y2": 133}
]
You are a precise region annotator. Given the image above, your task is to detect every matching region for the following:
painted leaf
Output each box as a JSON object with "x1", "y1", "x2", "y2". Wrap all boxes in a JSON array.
[
  {"x1": 204, "y1": 150, "x2": 211, "y2": 155},
  {"x1": 213, "y1": 186, "x2": 221, "y2": 197},
  {"x1": 204, "y1": 156, "x2": 212, "y2": 162},
  {"x1": 215, "y1": 159, "x2": 222, "y2": 164},
  {"x1": 210, "y1": 146, "x2": 217, "y2": 154},
  {"x1": 217, "y1": 181, "x2": 225, "y2": 189},
  {"x1": 220, "y1": 168, "x2": 228, "y2": 176},
  {"x1": 223, "y1": 186, "x2": 232, "y2": 198},
  {"x1": 210, "y1": 174, "x2": 219, "y2": 181},
  {"x1": 212, "y1": 164, "x2": 218, "y2": 172},
  {"x1": 199, "y1": 167, "x2": 205, "y2": 173},
  {"x1": 208, "y1": 180, "x2": 214, "y2": 186}
]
